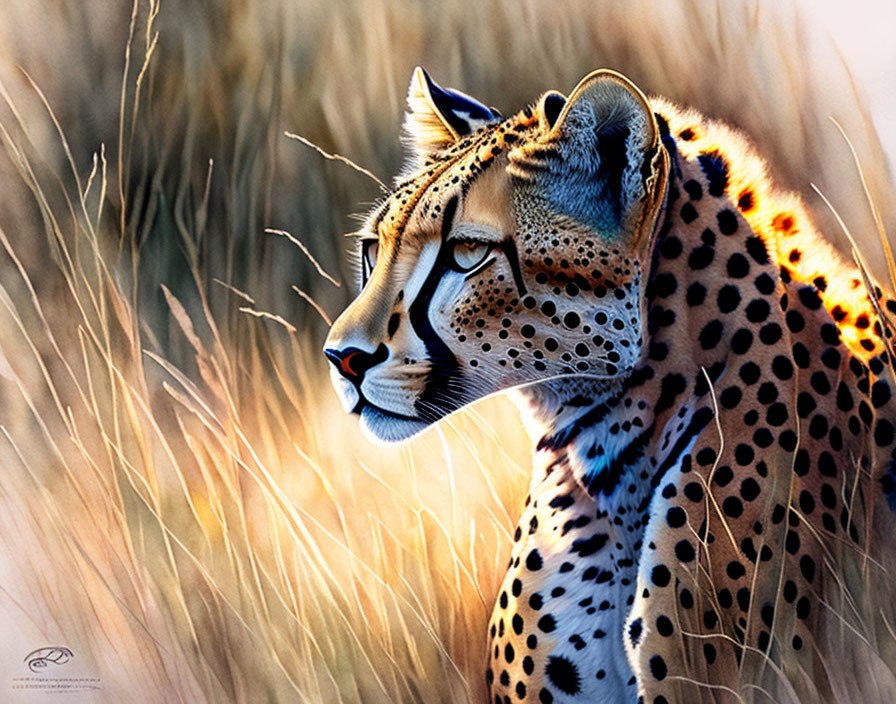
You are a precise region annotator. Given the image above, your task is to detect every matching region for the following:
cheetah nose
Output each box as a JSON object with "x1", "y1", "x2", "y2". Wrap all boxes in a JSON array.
[{"x1": 324, "y1": 344, "x2": 388, "y2": 381}]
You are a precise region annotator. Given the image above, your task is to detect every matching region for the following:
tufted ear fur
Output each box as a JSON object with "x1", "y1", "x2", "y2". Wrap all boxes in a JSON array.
[
  {"x1": 516, "y1": 70, "x2": 663, "y2": 241},
  {"x1": 402, "y1": 67, "x2": 501, "y2": 164}
]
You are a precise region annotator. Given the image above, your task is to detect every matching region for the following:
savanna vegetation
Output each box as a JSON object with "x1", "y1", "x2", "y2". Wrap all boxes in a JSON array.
[{"x1": 0, "y1": 1, "x2": 891, "y2": 701}]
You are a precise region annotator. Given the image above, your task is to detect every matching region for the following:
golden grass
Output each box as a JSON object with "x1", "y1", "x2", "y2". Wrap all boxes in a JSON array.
[{"x1": 0, "y1": 0, "x2": 892, "y2": 702}]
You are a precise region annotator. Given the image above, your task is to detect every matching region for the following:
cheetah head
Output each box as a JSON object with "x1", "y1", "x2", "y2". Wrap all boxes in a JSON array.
[{"x1": 324, "y1": 69, "x2": 668, "y2": 442}]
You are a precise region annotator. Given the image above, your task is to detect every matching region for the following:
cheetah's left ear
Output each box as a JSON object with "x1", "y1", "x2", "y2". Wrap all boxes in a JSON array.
[{"x1": 402, "y1": 67, "x2": 501, "y2": 164}]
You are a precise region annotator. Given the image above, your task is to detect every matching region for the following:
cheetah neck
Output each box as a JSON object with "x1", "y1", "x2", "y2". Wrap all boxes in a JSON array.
[
  {"x1": 488, "y1": 379, "x2": 663, "y2": 701},
  {"x1": 514, "y1": 374, "x2": 661, "y2": 513}
]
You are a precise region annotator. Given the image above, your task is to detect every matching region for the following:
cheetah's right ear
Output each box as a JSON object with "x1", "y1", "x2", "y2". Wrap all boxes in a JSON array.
[
  {"x1": 402, "y1": 67, "x2": 501, "y2": 165},
  {"x1": 512, "y1": 70, "x2": 664, "y2": 244}
]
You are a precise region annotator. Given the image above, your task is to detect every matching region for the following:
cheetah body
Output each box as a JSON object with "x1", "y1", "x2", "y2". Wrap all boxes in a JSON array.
[{"x1": 324, "y1": 68, "x2": 896, "y2": 703}]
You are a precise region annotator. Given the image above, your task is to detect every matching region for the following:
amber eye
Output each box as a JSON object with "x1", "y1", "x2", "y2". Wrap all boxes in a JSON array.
[
  {"x1": 360, "y1": 239, "x2": 379, "y2": 285},
  {"x1": 449, "y1": 240, "x2": 493, "y2": 274}
]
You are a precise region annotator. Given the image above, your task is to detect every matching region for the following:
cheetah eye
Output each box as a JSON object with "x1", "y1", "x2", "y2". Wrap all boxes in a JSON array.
[
  {"x1": 360, "y1": 238, "x2": 379, "y2": 286},
  {"x1": 449, "y1": 240, "x2": 494, "y2": 274}
]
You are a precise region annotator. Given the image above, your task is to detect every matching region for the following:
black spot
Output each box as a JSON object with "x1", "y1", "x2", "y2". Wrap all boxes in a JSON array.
[
  {"x1": 809, "y1": 414, "x2": 829, "y2": 440},
  {"x1": 739, "y1": 362, "x2": 760, "y2": 385},
  {"x1": 713, "y1": 465, "x2": 734, "y2": 486},
  {"x1": 759, "y1": 323, "x2": 782, "y2": 345},
  {"x1": 820, "y1": 323, "x2": 841, "y2": 346},
  {"x1": 793, "y1": 449, "x2": 810, "y2": 477},
  {"x1": 564, "y1": 312, "x2": 580, "y2": 328},
  {"x1": 720, "y1": 386, "x2": 743, "y2": 409},
  {"x1": 699, "y1": 151, "x2": 729, "y2": 196},
  {"x1": 538, "y1": 614, "x2": 556, "y2": 633},
  {"x1": 740, "y1": 477, "x2": 760, "y2": 502},
  {"x1": 683, "y1": 179, "x2": 703, "y2": 200},
  {"x1": 687, "y1": 282, "x2": 707, "y2": 306},
  {"x1": 737, "y1": 587, "x2": 751, "y2": 612},
  {"x1": 772, "y1": 356, "x2": 794, "y2": 380},
  {"x1": 666, "y1": 507, "x2": 687, "y2": 528},
  {"x1": 779, "y1": 430, "x2": 798, "y2": 451},
  {"x1": 717, "y1": 209, "x2": 738, "y2": 235},
  {"x1": 800, "y1": 555, "x2": 816, "y2": 583},
  {"x1": 731, "y1": 328, "x2": 753, "y2": 354},
  {"x1": 655, "y1": 615, "x2": 674, "y2": 637},
  {"x1": 722, "y1": 496, "x2": 744, "y2": 518},
  {"x1": 717, "y1": 285, "x2": 741, "y2": 313},
  {"x1": 875, "y1": 419, "x2": 895, "y2": 447},
  {"x1": 699, "y1": 320, "x2": 724, "y2": 349},
  {"x1": 799, "y1": 490, "x2": 815, "y2": 515},
  {"x1": 757, "y1": 382, "x2": 778, "y2": 404},
  {"x1": 680, "y1": 202, "x2": 698, "y2": 223},
  {"x1": 660, "y1": 236, "x2": 683, "y2": 259},
  {"x1": 810, "y1": 372, "x2": 831, "y2": 395},
  {"x1": 675, "y1": 540, "x2": 695, "y2": 562},
  {"x1": 696, "y1": 447, "x2": 718, "y2": 465},
  {"x1": 745, "y1": 236, "x2": 769, "y2": 264},
  {"x1": 688, "y1": 245, "x2": 715, "y2": 270},
  {"x1": 649, "y1": 655, "x2": 668, "y2": 681},
  {"x1": 529, "y1": 593, "x2": 544, "y2": 610},
  {"x1": 727, "y1": 561, "x2": 746, "y2": 579},
  {"x1": 727, "y1": 253, "x2": 750, "y2": 278},
  {"x1": 792, "y1": 342, "x2": 810, "y2": 368},
  {"x1": 798, "y1": 286, "x2": 822, "y2": 310},
  {"x1": 652, "y1": 272, "x2": 678, "y2": 298},
  {"x1": 570, "y1": 533, "x2": 609, "y2": 557},
  {"x1": 734, "y1": 443, "x2": 755, "y2": 466},
  {"x1": 745, "y1": 299, "x2": 770, "y2": 323},
  {"x1": 753, "y1": 428, "x2": 773, "y2": 448},
  {"x1": 523, "y1": 656, "x2": 534, "y2": 675},
  {"x1": 526, "y1": 550, "x2": 543, "y2": 571},
  {"x1": 655, "y1": 373, "x2": 687, "y2": 414},
  {"x1": 651, "y1": 565, "x2": 671, "y2": 587},
  {"x1": 684, "y1": 482, "x2": 704, "y2": 502},
  {"x1": 765, "y1": 402, "x2": 788, "y2": 426},
  {"x1": 785, "y1": 310, "x2": 805, "y2": 332},
  {"x1": 545, "y1": 655, "x2": 580, "y2": 695}
]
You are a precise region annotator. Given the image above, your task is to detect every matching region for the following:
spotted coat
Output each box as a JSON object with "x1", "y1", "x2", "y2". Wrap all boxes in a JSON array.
[{"x1": 324, "y1": 68, "x2": 896, "y2": 703}]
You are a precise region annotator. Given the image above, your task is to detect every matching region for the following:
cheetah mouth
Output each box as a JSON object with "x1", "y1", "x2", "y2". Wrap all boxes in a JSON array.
[{"x1": 354, "y1": 399, "x2": 431, "y2": 443}]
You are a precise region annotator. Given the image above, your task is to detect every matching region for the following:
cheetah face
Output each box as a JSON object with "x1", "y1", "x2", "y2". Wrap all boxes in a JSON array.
[{"x1": 324, "y1": 69, "x2": 668, "y2": 442}]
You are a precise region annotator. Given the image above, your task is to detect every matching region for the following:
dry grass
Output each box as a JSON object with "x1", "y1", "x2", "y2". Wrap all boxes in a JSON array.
[{"x1": 0, "y1": 0, "x2": 892, "y2": 702}]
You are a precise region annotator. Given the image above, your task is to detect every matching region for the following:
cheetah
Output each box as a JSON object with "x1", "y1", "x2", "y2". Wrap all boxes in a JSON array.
[{"x1": 323, "y1": 67, "x2": 896, "y2": 703}]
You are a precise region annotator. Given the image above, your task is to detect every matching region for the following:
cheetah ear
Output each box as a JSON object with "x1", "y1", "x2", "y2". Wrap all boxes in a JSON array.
[
  {"x1": 530, "y1": 70, "x2": 662, "y2": 237},
  {"x1": 402, "y1": 67, "x2": 501, "y2": 163}
]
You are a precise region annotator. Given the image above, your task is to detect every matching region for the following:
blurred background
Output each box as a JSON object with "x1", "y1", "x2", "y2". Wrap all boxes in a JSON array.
[{"x1": 0, "y1": 0, "x2": 892, "y2": 702}]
